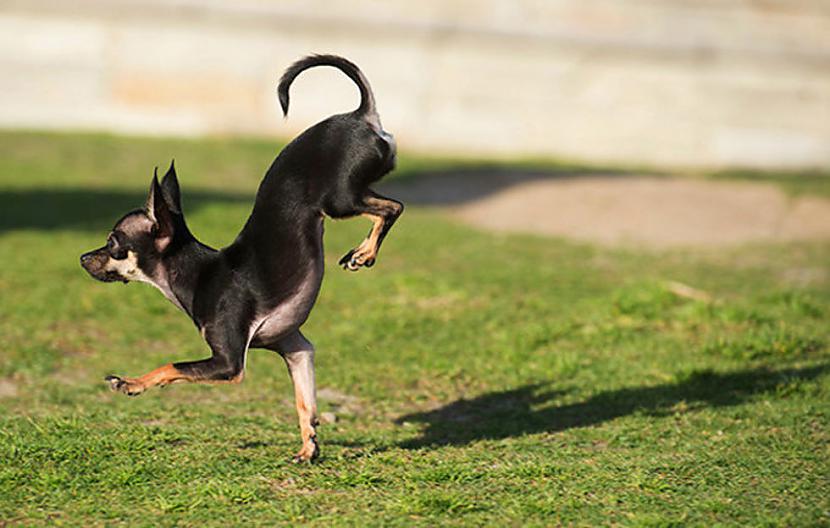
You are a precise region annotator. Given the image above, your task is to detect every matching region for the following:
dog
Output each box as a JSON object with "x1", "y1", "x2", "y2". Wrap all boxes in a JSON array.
[{"x1": 80, "y1": 55, "x2": 403, "y2": 462}]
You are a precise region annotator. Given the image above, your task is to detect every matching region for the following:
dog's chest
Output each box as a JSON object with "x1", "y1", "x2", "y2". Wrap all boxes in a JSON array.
[{"x1": 251, "y1": 264, "x2": 323, "y2": 343}]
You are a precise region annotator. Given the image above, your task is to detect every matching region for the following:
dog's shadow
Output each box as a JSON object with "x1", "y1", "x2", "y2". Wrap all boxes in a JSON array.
[
  {"x1": 0, "y1": 188, "x2": 252, "y2": 233},
  {"x1": 395, "y1": 363, "x2": 828, "y2": 448},
  {"x1": 381, "y1": 165, "x2": 627, "y2": 207},
  {"x1": 1, "y1": 165, "x2": 627, "y2": 233}
]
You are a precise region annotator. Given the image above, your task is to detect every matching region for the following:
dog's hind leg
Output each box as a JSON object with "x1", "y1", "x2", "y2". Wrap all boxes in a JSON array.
[
  {"x1": 270, "y1": 330, "x2": 319, "y2": 463},
  {"x1": 338, "y1": 191, "x2": 403, "y2": 271}
]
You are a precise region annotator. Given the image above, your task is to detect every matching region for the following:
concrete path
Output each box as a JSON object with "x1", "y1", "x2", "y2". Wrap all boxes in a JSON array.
[{"x1": 384, "y1": 172, "x2": 830, "y2": 247}]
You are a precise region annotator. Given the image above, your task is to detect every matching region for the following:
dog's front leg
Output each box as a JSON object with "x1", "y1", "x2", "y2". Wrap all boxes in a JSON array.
[
  {"x1": 339, "y1": 191, "x2": 403, "y2": 271},
  {"x1": 105, "y1": 363, "x2": 189, "y2": 396},
  {"x1": 276, "y1": 331, "x2": 319, "y2": 463},
  {"x1": 106, "y1": 325, "x2": 247, "y2": 396}
]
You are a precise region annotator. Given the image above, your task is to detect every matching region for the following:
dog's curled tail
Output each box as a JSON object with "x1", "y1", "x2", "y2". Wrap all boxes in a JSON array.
[{"x1": 278, "y1": 54, "x2": 377, "y2": 118}]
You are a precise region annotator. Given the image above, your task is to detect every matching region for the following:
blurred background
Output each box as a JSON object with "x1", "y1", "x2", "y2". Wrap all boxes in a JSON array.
[{"x1": 2, "y1": 0, "x2": 829, "y2": 169}]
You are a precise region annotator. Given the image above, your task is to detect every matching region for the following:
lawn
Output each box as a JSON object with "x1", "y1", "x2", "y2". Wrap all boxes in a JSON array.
[{"x1": 0, "y1": 131, "x2": 828, "y2": 526}]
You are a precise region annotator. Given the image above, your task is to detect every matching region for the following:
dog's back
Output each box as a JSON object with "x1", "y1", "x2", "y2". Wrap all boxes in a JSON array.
[{"x1": 243, "y1": 55, "x2": 396, "y2": 231}]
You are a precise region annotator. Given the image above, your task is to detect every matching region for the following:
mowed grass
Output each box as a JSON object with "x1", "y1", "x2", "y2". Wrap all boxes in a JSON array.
[{"x1": 0, "y1": 131, "x2": 829, "y2": 526}]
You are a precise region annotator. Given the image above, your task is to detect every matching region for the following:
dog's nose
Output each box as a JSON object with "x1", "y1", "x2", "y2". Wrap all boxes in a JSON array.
[{"x1": 80, "y1": 253, "x2": 92, "y2": 266}]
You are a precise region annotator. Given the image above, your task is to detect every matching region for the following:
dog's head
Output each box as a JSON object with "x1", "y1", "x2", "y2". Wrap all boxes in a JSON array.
[{"x1": 80, "y1": 162, "x2": 183, "y2": 284}]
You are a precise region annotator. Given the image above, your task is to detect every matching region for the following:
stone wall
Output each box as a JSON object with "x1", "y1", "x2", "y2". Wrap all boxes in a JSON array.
[{"x1": 1, "y1": 0, "x2": 829, "y2": 168}]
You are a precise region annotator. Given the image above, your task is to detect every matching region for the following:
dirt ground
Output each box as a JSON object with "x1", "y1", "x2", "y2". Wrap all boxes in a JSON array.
[{"x1": 384, "y1": 172, "x2": 830, "y2": 248}]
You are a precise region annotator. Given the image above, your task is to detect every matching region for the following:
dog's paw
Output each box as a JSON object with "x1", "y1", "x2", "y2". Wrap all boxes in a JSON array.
[
  {"x1": 338, "y1": 249, "x2": 360, "y2": 271},
  {"x1": 292, "y1": 436, "x2": 320, "y2": 464},
  {"x1": 105, "y1": 375, "x2": 146, "y2": 397},
  {"x1": 338, "y1": 248, "x2": 376, "y2": 272}
]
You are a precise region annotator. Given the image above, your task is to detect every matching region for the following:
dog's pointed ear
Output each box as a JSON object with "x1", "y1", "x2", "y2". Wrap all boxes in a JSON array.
[
  {"x1": 161, "y1": 159, "x2": 182, "y2": 214},
  {"x1": 145, "y1": 167, "x2": 160, "y2": 223},
  {"x1": 145, "y1": 169, "x2": 173, "y2": 251}
]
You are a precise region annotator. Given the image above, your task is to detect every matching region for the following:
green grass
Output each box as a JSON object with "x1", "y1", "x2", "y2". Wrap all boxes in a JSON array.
[
  {"x1": 707, "y1": 168, "x2": 830, "y2": 198},
  {"x1": 0, "y1": 130, "x2": 829, "y2": 526}
]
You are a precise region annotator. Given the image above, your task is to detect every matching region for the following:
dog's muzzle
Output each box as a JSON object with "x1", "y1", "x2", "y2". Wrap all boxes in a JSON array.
[{"x1": 80, "y1": 249, "x2": 126, "y2": 283}]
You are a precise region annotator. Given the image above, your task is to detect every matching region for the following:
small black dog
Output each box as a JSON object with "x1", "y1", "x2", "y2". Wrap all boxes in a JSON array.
[{"x1": 80, "y1": 55, "x2": 402, "y2": 462}]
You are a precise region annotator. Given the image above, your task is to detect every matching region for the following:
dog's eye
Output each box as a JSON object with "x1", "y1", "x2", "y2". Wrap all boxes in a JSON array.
[{"x1": 107, "y1": 237, "x2": 128, "y2": 260}]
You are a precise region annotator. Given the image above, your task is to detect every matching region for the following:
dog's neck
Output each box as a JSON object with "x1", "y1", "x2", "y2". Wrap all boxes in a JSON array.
[{"x1": 153, "y1": 235, "x2": 216, "y2": 319}]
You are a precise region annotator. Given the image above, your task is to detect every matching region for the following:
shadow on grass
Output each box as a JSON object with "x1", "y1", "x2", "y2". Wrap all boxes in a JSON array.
[
  {"x1": 1, "y1": 164, "x2": 627, "y2": 232},
  {"x1": 395, "y1": 364, "x2": 828, "y2": 448},
  {"x1": 381, "y1": 165, "x2": 627, "y2": 207},
  {"x1": 0, "y1": 188, "x2": 251, "y2": 232}
]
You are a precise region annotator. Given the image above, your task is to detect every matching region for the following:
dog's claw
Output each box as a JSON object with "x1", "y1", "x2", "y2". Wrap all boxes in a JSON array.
[
  {"x1": 104, "y1": 375, "x2": 145, "y2": 396},
  {"x1": 338, "y1": 250, "x2": 355, "y2": 269},
  {"x1": 338, "y1": 250, "x2": 359, "y2": 271},
  {"x1": 339, "y1": 249, "x2": 374, "y2": 271},
  {"x1": 105, "y1": 375, "x2": 123, "y2": 391}
]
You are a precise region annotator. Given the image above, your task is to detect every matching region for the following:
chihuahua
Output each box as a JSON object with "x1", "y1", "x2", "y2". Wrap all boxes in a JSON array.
[{"x1": 80, "y1": 55, "x2": 403, "y2": 462}]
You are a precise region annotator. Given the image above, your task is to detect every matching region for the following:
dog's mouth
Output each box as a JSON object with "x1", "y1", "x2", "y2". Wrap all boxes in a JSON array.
[
  {"x1": 84, "y1": 266, "x2": 128, "y2": 284},
  {"x1": 98, "y1": 271, "x2": 129, "y2": 284},
  {"x1": 80, "y1": 250, "x2": 129, "y2": 284}
]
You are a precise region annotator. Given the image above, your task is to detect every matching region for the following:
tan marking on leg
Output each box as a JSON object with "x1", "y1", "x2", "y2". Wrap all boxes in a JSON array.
[
  {"x1": 348, "y1": 213, "x2": 383, "y2": 266},
  {"x1": 137, "y1": 363, "x2": 188, "y2": 386},
  {"x1": 206, "y1": 369, "x2": 245, "y2": 384},
  {"x1": 107, "y1": 360, "x2": 245, "y2": 396},
  {"x1": 280, "y1": 333, "x2": 319, "y2": 462},
  {"x1": 293, "y1": 382, "x2": 319, "y2": 462},
  {"x1": 107, "y1": 363, "x2": 189, "y2": 396}
]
